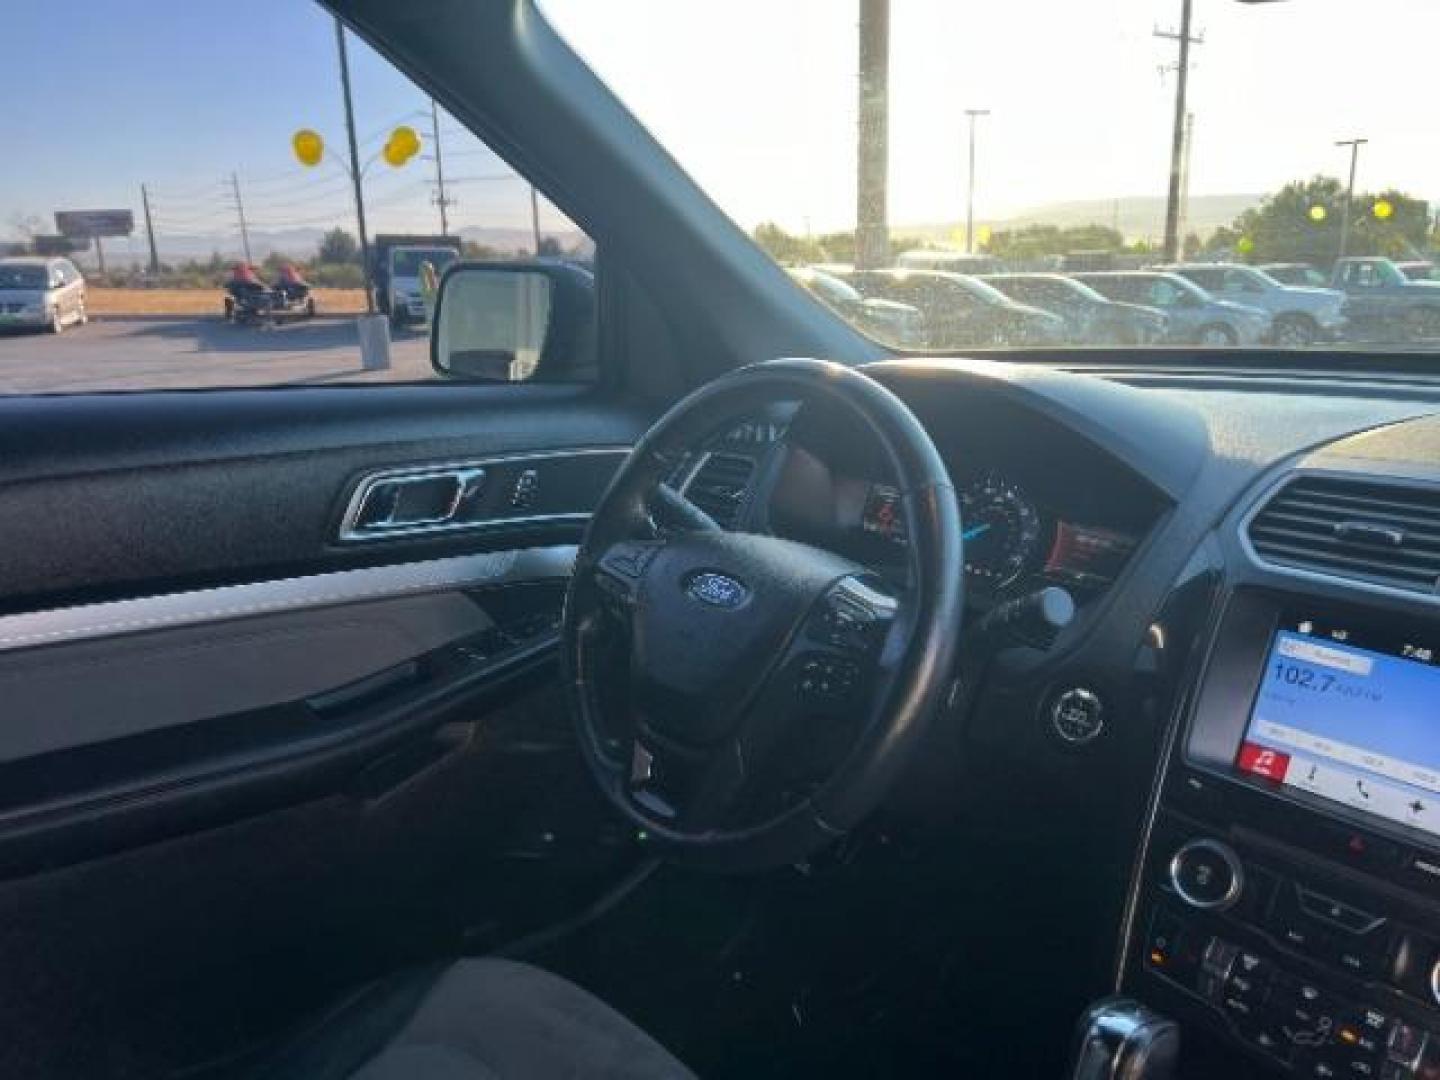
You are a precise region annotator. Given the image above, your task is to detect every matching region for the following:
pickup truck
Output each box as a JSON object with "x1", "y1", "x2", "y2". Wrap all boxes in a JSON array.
[
  {"x1": 371, "y1": 234, "x2": 463, "y2": 327},
  {"x1": 1328, "y1": 257, "x2": 1440, "y2": 343},
  {"x1": 1157, "y1": 262, "x2": 1347, "y2": 346}
]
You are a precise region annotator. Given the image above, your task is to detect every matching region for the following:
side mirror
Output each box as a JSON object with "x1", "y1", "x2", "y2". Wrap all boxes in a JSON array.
[{"x1": 431, "y1": 261, "x2": 595, "y2": 382}]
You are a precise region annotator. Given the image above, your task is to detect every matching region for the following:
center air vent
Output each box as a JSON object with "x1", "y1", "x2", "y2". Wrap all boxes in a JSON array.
[
  {"x1": 1248, "y1": 476, "x2": 1440, "y2": 594},
  {"x1": 683, "y1": 452, "x2": 756, "y2": 529}
]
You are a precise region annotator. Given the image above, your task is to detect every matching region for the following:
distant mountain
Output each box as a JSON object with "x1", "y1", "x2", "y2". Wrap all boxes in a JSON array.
[{"x1": 897, "y1": 193, "x2": 1264, "y2": 245}]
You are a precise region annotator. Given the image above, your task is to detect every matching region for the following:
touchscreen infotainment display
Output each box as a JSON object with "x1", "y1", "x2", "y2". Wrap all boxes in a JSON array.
[{"x1": 1238, "y1": 616, "x2": 1440, "y2": 839}]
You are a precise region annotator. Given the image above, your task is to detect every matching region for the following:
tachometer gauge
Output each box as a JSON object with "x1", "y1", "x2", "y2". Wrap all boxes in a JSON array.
[{"x1": 959, "y1": 474, "x2": 1043, "y2": 588}]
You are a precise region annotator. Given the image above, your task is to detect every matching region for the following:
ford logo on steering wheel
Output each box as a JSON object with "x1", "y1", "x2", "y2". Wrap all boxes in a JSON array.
[{"x1": 686, "y1": 571, "x2": 749, "y2": 609}]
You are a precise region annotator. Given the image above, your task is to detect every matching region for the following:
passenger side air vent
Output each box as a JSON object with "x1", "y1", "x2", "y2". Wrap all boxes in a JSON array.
[
  {"x1": 683, "y1": 452, "x2": 756, "y2": 529},
  {"x1": 1248, "y1": 476, "x2": 1440, "y2": 594}
]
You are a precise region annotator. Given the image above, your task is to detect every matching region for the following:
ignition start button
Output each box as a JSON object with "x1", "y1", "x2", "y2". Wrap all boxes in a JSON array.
[{"x1": 1050, "y1": 686, "x2": 1104, "y2": 744}]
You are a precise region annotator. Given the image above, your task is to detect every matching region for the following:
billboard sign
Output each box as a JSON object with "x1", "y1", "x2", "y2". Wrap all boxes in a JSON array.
[
  {"x1": 55, "y1": 210, "x2": 134, "y2": 238},
  {"x1": 32, "y1": 235, "x2": 91, "y2": 256}
]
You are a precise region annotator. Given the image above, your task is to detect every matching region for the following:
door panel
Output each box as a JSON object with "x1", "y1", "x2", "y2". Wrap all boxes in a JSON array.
[
  {"x1": 0, "y1": 384, "x2": 648, "y2": 610},
  {"x1": 0, "y1": 381, "x2": 655, "y2": 1077}
]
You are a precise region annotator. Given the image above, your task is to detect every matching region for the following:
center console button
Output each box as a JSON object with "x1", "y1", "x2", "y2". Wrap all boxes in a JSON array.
[{"x1": 1170, "y1": 839, "x2": 1244, "y2": 910}]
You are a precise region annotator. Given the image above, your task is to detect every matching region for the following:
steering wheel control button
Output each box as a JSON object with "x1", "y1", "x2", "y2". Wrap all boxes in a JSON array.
[
  {"x1": 601, "y1": 542, "x2": 659, "y2": 580},
  {"x1": 1050, "y1": 686, "x2": 1104, "y2": 744},
  {"x1": 810, "y1": 578, "x2": 897, "y2": 652},
  {"x1": 798, "y1": 654, "x2": 860, "y2": 701},
  {"x1": 1170, "y1": 839, "x2": 1245, "y2": 911}
]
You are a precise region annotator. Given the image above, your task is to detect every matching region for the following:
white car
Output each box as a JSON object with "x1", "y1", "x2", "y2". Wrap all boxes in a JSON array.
[{"x1": 0, "y1": 256, "x2": 87, "y2": 333}]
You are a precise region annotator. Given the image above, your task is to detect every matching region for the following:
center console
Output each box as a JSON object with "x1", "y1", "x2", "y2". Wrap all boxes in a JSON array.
[{"x1": 1126, "y1": 588, "x2": 1440, "y2": 1079}]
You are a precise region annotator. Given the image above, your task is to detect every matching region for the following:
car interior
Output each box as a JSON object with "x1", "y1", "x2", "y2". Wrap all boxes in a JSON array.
[{"x1": 7, "y1": 2, "x2": 1440, "y2": 1079}]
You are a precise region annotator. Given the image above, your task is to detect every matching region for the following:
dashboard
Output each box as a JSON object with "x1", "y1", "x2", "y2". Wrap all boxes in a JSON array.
[
  {"x1": 688, "y1": 383, "x2": 1164, "y2": 612},
  {"x1": 681, "y1": 359, "x2": 1440, "y2": 1078}
]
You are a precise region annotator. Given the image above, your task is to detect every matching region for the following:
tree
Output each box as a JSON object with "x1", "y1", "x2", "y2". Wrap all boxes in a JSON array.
[
  {"x1": 752, "y1": 222, "x2": 825, "y2": 265},
  {"x1": 983, "y1": 223, "x2": 1124, "y2": 261},
  {"x1": 1226, "y1": 176, "x2": 1432, "y2": 264},
  {"x1": 461, "y1": 240, "x2": 498, "y2": 260},
  {"x1": 316, "y1": 227, "x2": 359, "y2": 265}
]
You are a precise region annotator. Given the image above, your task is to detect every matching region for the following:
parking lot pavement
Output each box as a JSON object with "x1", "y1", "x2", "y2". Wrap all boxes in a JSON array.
[{"x1": 0, "y1": 317, "x2": 434, "y2": 395}]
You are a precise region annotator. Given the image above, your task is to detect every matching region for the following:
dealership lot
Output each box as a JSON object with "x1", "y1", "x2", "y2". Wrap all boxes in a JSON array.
[{"x1": 0, "y1": 317, "x2": 434, "y2": 395}]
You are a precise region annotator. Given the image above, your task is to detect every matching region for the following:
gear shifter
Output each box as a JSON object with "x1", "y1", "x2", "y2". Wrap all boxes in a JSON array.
[{"x1": 1069, "y1": 997, "x2": 1179, "y2": 1080}]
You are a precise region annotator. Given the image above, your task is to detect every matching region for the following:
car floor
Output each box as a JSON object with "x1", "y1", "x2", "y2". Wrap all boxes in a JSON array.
[{"x1": 514, "y1": 820, "x2": 1113, "y2": 1079}]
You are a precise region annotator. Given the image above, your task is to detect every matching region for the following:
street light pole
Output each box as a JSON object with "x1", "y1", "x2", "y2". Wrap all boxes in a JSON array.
[
  {"x1": 334, "y1": 16, "x2": 374, "y2": 315},
  {"x1": 1335, "y1": 137, "x2": 1368, "y2": 263},
  {"x1": 964, "y1": 109, "x2": 990, "y2": 254}
]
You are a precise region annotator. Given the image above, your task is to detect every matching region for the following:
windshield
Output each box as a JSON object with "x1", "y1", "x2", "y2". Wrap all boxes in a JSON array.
[
  {"x1": 544, "y1": 0, "x2": 1440, "y2": 353},
  {"x1": 0, "y1": 266, "x2": 48, "y2": 290},
  {"x1": 392, "y1": 249, "x2": 458, "y2": 277}
]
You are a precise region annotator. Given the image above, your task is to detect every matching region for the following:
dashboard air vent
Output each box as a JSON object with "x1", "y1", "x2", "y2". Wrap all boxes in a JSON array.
[
  {"x1": 1248, "y1": 476, "x2": 1440, "y2": 594},
  {"x1": 684, "y1": 452, "x2": 756, "y2": 529}
]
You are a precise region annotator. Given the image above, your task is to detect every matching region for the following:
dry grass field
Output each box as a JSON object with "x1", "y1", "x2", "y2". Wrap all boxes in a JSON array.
[{"x1": 87, "y1": 288, "x2": 368, "y2": 316}]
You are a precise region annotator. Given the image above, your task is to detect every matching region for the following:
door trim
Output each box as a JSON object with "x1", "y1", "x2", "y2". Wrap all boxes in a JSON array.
[{"x1": 0, "y1": 545, "x2": 577, "y2": 656}]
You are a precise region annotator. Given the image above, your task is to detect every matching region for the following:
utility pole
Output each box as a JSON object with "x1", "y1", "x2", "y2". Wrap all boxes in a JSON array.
[
  {"x1": 964, "y1": 109, "x2": 990, "y2": 254},
  {"x1": 855, "y1": 0, "x2": 890, "y2": 271},
  {"x1": 335, "y1": 16, "x2": 375, "y2": 314},
  {"x1": 1336, "y1": 137, "x2": 1368, "y2": 263},
  {"x1": 229, "y1": 172, "x2": 252, "y2": 264},
  {"x1": 140, "y1": 183, "x2": 160, "y2": 275},
  {"x1": 429, "y1": 98, "x2": 452, "y2": 236},
  {"x1": 529, "y1": 185, "x2": 542, "y2": 256},
  {"x1": 1156, "y1": 0, "x2": 1203, "y2": 263},
  {"x1": 1177, "y1": 112, "x2": 1195, "y2": 254}
]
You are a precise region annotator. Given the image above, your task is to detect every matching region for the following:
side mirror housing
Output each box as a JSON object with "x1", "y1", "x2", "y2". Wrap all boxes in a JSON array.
[{"x1": 431, "y1": 260, "x2": 595, "y2": 382}]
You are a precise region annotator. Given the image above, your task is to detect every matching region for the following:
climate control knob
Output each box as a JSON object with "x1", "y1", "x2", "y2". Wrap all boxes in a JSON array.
[{"x1": 1169, "y1": 839, "x2": 1244, "y2": 911}]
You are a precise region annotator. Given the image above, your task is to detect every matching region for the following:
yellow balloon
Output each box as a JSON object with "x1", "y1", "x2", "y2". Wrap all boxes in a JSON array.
[
  {"x1": 1373, "y1": 199, "x2": 1394, "y2": 220},
  {"x1": 1237, "y1": 236, "x2": 1255, "y2": 255},
  {"x1": 382, "y1": 138, "x2": 409, "y2": 168},
  {"x1": 390, "y1": 125, "x2": 421, "y2": 159},
  {"x1": 292, "y1": 129, "x2": 324, "y2": 167},
  {"x1": 1308, "y1": 205, "x2": 1327, "y2": 222},
  {"x1": 976, "y1": 225, "x2": 992, "y2": 245}
]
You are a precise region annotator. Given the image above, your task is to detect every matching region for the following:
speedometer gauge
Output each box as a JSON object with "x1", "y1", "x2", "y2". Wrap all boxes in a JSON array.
[{"x1": 960, "y1": 474, "x2": 1043, "y2": 588}]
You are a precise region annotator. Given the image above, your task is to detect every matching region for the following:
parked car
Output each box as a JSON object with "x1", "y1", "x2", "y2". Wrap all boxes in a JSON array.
[
  {"x1": 1259, "y1": 262, "x2": 1329, "y2": 288},
  {"x1": 787, "y1": 267, "x2": 925, "y2": 347},
  {"x1": 1397, "y1": 260, "x2": 1439, "y2": 282},
  {"x1": 1329, "y1": 257, "x2": 1440, "y2": 343},
  {"x1": 982, "y1": 273, "x2": 1168, "y2": 345},
  {"x1": 835, "y1": 268, "x2": 1065, "y2": 347},
  {"x1": 0, "y1": 256, "x2": 86, "y2": 334},
  {"x1": 1072, "y1": 271, "x2": 1271, "y2": 346},
  {"x1": 1156, "y1": 262, "x2": 1347, "y2": 346}
]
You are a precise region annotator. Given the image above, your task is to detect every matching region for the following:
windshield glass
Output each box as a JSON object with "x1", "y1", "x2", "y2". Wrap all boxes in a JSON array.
[
  {"x1": 544, "y1": 0, "x2": 1440, "y2": 353},
  {"x1": 0, "y1": 266, "x2": 48, "y2": 290},
  {"x1": 392, "y1": 249, "x2": 458, "y2": 277}
]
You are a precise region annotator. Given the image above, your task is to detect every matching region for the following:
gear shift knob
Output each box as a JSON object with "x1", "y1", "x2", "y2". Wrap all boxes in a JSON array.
[{"x1": 1069, "y1": 996, "x2": 1179, "y2": 1080}]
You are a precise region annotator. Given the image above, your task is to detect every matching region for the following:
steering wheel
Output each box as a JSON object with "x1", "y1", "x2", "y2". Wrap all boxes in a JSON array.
[{"x1": 562, "y1": 359, "x2": 963, "y2": 871}]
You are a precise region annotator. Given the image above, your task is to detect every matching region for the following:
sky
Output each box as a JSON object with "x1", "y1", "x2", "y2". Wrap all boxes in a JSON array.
[
  {"x1": 4, "y1": 0, "x2": 1439, "y2": 257},
  {"x1": 0, "y1": 0, "x2": 572, "y2": 262},
  {"x1": 542, "y1": 0, "x2": 1440, "y2": 235}
]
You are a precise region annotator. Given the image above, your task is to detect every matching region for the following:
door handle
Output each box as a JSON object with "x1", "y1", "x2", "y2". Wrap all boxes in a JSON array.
[{"x1": 342, "y1": 466, "x2": 487, "y2": 539}]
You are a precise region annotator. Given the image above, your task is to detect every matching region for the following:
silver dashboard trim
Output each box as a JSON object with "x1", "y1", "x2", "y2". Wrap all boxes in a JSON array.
[
  {"x1": 338, "y1": 447, "x2": 630, "y2": 543},
  {"x1": 0, "y1": 545, "x2": 578, "y2": 656}
]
